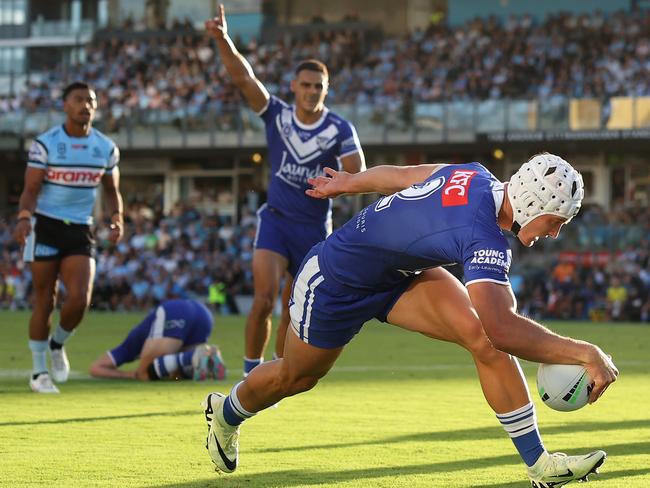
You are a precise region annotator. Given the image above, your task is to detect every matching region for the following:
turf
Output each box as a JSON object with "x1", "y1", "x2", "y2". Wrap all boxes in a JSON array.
[{"x1": 0, "y1": 311, "x2": 649, "y2": 487}]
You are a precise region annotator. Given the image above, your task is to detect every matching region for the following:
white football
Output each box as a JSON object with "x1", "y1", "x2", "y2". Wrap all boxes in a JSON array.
[{"x1": 536, "y1": 363, "x2": 592, "y2": 411}]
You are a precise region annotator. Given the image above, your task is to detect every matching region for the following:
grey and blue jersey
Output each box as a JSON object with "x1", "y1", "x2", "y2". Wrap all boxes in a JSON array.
[
  {"x1": 259, "y1": 95, "x2": 361, "y2": 224},
  {"x1": 27, "y1": 125, "x2": 119, "y2": 224}
]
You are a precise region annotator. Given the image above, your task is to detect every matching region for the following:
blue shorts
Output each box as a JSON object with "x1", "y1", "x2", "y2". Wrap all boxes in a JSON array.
[
  {"x1": 255, "y1": 204, "x2": 330, "y2": 277},
  {"x1": 109, "y1": 300, "x2": 214, "y2": 367},
  {"x1": 289, "y1": 242, "x2": 414, "y2": 349}
]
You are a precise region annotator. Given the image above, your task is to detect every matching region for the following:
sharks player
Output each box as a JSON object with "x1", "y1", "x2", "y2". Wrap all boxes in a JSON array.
[
  {"x1": 202, "y1": 154, "x2": 618, "y2": 487},
  {"x1": 205, "y1": 5, "x2": 365, "y2": 376},
  {"x1": 14, "y1": 82, "x2": 124, "y2": 394},
  {"x1": 89, "y1": 299, "x2": 226, "y2": 382}
]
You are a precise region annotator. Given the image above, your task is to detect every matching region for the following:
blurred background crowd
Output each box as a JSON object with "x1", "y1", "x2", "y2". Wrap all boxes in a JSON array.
[
  {"x1": 1, "y1": 9, "x2": 650, "y2": 129},
  {"x1": 1, "y1": 199, "x2": 649, "y2": 322},
  {"x1": 1, "y1": 3, "x2": 649, "y2": 323}
]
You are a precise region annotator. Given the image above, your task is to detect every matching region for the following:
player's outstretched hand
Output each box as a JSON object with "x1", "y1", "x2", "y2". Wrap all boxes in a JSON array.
[
  {"x1": 306, "y1": 167, "x2": 351, "y2": 199},
  {"x1": 584, "y1": 346, "x2": 618, "y2": 404},
  {"x1": 205, "y1": 4, "x2": 227, "y2": 40}
]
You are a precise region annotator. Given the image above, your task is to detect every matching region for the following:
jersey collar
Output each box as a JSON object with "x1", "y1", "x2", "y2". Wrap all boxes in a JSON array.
[
  {"x1": 292, "y1": 106, "x2": 329, "y2": 130},
  {"x1": 61, "y1": 124, "x2": 93, "y2": 139},
  {"x1": 491, "y1": 181, "x2": 505, "y2": 218}
]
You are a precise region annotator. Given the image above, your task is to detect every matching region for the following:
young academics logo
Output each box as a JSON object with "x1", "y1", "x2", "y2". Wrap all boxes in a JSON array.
[
  {"x1": 470, "y1": 249, "x2": 512, "y2": 273},
  {"x1": 441, "y1": 170, "x2": 477, "y2": 207}
]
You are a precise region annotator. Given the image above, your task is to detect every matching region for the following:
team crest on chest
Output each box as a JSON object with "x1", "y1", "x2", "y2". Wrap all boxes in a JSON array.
[{"x1": 316, "y1": 135, "x2": 330, "y2": 150}]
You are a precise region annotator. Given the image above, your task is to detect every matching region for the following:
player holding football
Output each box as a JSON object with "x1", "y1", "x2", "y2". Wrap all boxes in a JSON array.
[
  {"x1": 89, "y1": 299, "x2": 226, "y2": 381},
  {"x1": 205, "y1": 5, "x2": 365, "y2": 377},
  {"x1": 202, "y1": 153, "x2": 618, "y2": 487},
  {"x1": 13, "y1": 81, "x2": 124, "y2": 394}
]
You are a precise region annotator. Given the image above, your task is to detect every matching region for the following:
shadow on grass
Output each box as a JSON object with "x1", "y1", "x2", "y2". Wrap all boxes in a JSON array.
[
  {"x1": 148, "y1": 448, "x2": 650, "y2": 488},
  {"x1": 0, "y1": 409, "x2": 197, "y2": 427},
  {"x1": 475, "y1": 467, "x2": 650, "y2": 488},
  {"x1": 254, "y1": 418, "x2": 650, "y2": 454}
]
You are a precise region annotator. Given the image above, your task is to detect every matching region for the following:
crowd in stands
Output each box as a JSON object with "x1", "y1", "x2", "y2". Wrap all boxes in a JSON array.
[
  {"x1": 511, "y1": 203, "x2": 650, "y2": 323},
  {"x1": 0, "y1": 201, "x2": 257, "y2": 314},
  {"x1": 2, "y1": 9, "x2": 650, "y2": 130},
  {"x1": 1, "y1": 200, "x2": 649, "y2": 323}
]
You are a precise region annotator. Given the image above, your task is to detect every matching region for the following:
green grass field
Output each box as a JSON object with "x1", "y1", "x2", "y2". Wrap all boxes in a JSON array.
[{"x1": 1, "y1": 311, "x2": 649, "y2": 487}]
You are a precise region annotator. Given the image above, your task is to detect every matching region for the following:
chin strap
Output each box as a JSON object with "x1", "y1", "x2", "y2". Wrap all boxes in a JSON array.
[{"x1": 511, "y1": 221, "x2": 521, "y2": 236}]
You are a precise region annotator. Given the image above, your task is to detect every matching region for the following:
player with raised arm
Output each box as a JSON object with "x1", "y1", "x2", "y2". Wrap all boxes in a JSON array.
[
  {"x1": 205, "y1": 5, "x2": 365, "y2": 377},
  {"x1": 89, "y1": 299, "x2": 226, "y2": 381},
  {"x1": 202, "y1": 153, "x2": 618, "y2": 487},
  {"x1": 13, "y1": 81, "x2": 124, "y2": 394}
]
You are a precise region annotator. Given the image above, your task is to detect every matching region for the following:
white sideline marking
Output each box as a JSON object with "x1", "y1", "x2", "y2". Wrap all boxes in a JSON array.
[
  {"x1": 0, "y1": 369, "x2": 92, "y2": 379},
  {"x1": 0, "y1": 360, "x2": 647, "y2": 379}
]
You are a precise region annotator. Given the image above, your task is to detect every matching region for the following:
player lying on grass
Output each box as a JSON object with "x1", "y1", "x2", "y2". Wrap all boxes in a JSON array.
[
  {"x1": 90, "y1": 299, "x2": 225, "y2": 381},
  {"x1": 201, "y1": 153, "x2": 618, "y2": 487}
]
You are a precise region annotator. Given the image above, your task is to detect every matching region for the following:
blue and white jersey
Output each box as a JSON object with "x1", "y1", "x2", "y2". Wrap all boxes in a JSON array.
[
  {"x1": 259, "y1": 95, "x2": 361, "y2": 223},
  {"x1": 319, "y1": 163, "x2": 512, "y2": 291},
  {"x1": 108, "y1": 299, "x2": 213, "y2": 367},
  {"x1": 27, "y1": 125, "x2": 119, "y2": 224}
]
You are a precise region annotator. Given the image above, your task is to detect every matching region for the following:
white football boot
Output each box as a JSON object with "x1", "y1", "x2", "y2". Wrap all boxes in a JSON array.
[
  {"x1": 49, "y1": 344, "x2": 70, "y2": 383},
  {"x1": 202, "y1": 392, "x2": 239, "y2": 473},
  {"x1": 30, "y1": 373, "x2": 60, "y2": 394},
  {"x1": 528, "y1": 450, "x2": 606, "y2": 487},
  {"x1": 192, "y1": 345, "x2": 226, "y2": 381},
  {"x1": 192, "y1": 345, "x2": 213, "y2": 381}
]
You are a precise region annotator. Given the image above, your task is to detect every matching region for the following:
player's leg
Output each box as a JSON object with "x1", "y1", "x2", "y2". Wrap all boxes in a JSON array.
[
  {"x1": 135, "y1": 337, "x2": 184, "y2": 381},
  {"x1": 28, "y1": 260, "x2": 60, "y2": 393},
  {"x1": 387, "y1": 268, "x2": 530, "y2": 413},
  {"x1": 387, "y1": 268, "x2": 606, "y2": 483},
  {"x1": 58, "y1": 254, "x2": 95, "y2": 332},
  {"x1": 205, "y1": 245, "x2": 346, "y2": 472},
  {"x1": 48, "y1": 254, "x2": 95, "y2": 382},
  {"x1": 204, "y1": 328, "x2": 343, "y2": 472},
  {"x1": 183, "y1": 301, "x2": 226, "y2": 380},
  {"x1": 243, "y1": 249, "x2": 287, "y2": 375},
  {"x1": 273, "y1": 273, "x2": 293, "y2": 358}
]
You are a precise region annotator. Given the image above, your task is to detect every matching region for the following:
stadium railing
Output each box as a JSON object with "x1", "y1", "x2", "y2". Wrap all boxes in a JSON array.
[{"x1": 3, "y1": 96, "x2": 650, "y2": 149}]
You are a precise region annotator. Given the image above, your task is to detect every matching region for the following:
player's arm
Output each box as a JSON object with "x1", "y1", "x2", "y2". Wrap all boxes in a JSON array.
[
  {"x1": 101, "y1": 166, "x2": 124, "y2": 244},
  {"x1": 339, "y1": 151, "x2": 365, "y2": 175},
  {"x1": 89, "y1": 352, "x2": 136, "y2": 379},
  {"x1": 205, "y1": 4, "x2": 269, "y2": 113},
  {"x1": 13, "y1": 166, "x2": 45, "y2": 246},
  {"x1": 467, "y1": 281, "x2": 619, "y2": 403},
  {"x1": 307, "y1": 163, "x2": 448, "y2": 199}
]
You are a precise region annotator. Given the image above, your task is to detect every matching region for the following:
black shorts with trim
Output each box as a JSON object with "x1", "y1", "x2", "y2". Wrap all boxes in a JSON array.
[{"x1": 23, "y1": 213, "x2": 96, "y2": 262}]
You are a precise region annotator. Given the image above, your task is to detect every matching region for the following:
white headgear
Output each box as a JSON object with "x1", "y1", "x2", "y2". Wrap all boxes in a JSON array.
[{"x1": 507, "y1": 153, "x2": 584, "y2": 234}]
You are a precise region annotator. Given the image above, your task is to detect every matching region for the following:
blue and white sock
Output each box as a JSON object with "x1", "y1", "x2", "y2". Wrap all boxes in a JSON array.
[
  {"x1": 50, "y1": 324, "x2": 74, "y2": 349},
  {"x1": 222, "y1": 381, "x2": 256, "y2": 426},
  {"x1": 497, "y1": 402, "x2": 545, "y2": 467},
  {"x1": 29, "y1": 340, "x2": 48, "y2": 377},
  {"x1": 153, "y1": 350, "x2": 195, "y2": 379},
  {"x1": 243, "y1": 356, "x2": 263, "y2": 377}
]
